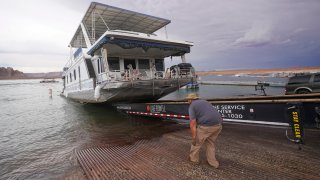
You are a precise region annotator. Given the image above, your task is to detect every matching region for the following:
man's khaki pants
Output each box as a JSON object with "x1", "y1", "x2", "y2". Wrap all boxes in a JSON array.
[{"x1": 189, "y1": 124, "x2": 222, "y2": 168}]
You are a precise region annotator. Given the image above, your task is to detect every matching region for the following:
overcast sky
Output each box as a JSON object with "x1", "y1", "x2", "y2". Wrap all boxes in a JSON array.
[{"x1": 0, "y1": 0, "x2": 319, "y2": 73}]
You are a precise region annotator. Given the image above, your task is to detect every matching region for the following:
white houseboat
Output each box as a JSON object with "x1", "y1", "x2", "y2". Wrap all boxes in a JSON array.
[{"x1": 62, "y1": 2, "x2": 196, "y2": 103}]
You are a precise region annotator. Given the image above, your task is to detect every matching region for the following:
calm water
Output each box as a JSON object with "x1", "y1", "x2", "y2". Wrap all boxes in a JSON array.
[
  {"x1": 0, "y1": 76, "x2": 287, "y2": 179},
  {"x1": 162, "y1": 75, "x2": 287, "y2": 100}
]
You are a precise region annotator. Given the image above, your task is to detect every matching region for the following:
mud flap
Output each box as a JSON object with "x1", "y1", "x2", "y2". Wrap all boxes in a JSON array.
[{"x1": 286, "y1": 103, "x2": 304, "y2": 149}]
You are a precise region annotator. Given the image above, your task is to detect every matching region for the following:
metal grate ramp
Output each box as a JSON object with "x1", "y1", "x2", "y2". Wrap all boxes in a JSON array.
[
  {"x1": 76, "y1": 139, "x2": 180, "y2": 179},
  {"x1": 75, "y1": 126, "x2": 320, "y2": 180}
]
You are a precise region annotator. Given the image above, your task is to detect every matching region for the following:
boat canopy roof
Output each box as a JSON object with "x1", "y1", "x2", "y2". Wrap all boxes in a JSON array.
[
  {"x1": 87, "y1": 35, "x2": 191, "y2": 57},
  {"x1": 70, "y1": 2, "x2": 171, "y2": 48}
]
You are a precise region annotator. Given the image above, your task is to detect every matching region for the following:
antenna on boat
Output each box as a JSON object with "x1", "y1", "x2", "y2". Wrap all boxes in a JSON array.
[{"x1": 165, "y1": 26, "x2": 168, "y2": 39}]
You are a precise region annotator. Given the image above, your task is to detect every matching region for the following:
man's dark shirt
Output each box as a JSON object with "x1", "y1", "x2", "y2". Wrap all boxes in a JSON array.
[{"x1": 189, "y1": 99, "x2": 222, "y2": 126}]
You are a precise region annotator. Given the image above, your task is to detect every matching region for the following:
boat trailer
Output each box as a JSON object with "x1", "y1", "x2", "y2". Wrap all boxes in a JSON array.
[{"x1": 114, "y1": 93, "x2": 320, "y2": 147}]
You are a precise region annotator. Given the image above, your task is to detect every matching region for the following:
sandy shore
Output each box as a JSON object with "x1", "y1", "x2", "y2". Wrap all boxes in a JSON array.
[{"x1": 196, "y1": 66, "x2": 320, "y2": 76}]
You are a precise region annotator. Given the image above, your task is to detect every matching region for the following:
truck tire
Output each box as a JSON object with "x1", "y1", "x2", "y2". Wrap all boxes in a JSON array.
[{"x1": 296, "y1": 89, "x2": 311, "y2": 94}]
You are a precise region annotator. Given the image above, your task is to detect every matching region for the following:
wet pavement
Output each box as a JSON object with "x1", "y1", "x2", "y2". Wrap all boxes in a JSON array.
[{"x1": 70, "y1": 123, "x2": 320, "y2": 179}]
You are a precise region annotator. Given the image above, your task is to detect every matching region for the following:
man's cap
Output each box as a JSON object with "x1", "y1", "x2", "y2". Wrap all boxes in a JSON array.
[{"x1": 185, "y1": 93, "x2": 199, "y2": 100}]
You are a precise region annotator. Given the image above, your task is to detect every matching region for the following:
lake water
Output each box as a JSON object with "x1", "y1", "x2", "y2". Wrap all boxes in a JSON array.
[
  {"x1": 0, "y1": 76, "x2": 287, "y2": 179},
  {"x1": 162, "y1": 75, "x2": 287, "y2": 100}
]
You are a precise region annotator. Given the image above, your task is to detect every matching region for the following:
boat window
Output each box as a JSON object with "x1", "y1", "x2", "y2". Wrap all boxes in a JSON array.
[
  {"x1": 97, "y1": 58, "x2": 105, "y2": 74},
  {"x1": 97, "y1": 58, "x2": 101, "y2": 74},
  {"x1": 138, "y1": 59, "x2": 150, "y2": 70},
  {"x1": 74, "y1": 69, "x2": 76, "y2": 80},
  {"x1": 155, "y1": 59, "x2": 164, "y2": 71},
  {"x1": 78, "y1": 66, "x2": 81, "y2": 80},
  {"x1": 70, "y1": 73, "x2": 72, "y2": 82},
  {"x1": 108, "y1": 57, "x2": 120, "y2": 71},
  {"x1": 124, "y1": 59, "x2": 136, "y2": 69}
]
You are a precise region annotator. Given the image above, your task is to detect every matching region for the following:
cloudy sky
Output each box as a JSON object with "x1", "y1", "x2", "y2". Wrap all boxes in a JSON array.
[{"x1": 0, "y1": 0, "x2": 319, "y2": 72}]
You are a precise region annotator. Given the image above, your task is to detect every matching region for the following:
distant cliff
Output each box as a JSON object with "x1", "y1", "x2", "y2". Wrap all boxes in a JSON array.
[
  {"x1": 24, "y1": 72, "x2": 62, "y2": 79},
  {"x1": 0, "y1": 67, "x2": 24, "y2": 79},
  {"x1": 0, "y1": 67, "x2": 62, "y2": 79}
]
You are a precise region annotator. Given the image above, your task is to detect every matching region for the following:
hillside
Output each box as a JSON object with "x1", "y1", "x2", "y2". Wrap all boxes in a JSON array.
[
  {"x1": 0, "y1": 67, "x2": 24, "y2": 79},
  {"x1": 0, "y1": 67, "x2": 62, "y2": 80},
  {"x1": 24, "y1": 72, "x2": 62, "y2": 79}
]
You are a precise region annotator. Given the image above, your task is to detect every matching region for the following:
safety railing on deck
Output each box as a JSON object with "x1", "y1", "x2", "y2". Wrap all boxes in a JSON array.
[{"x1": 104, "y1": 68, "x2": 194, "y2": 82}]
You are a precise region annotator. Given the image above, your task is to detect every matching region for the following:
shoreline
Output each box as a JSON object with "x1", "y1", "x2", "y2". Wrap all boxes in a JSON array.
[
  {"x1": 0, "y1": 77, "x2": 61, "y2": 80},
  {"x1": 196, "y1": 66, "x2": 320, "y2": 76}
]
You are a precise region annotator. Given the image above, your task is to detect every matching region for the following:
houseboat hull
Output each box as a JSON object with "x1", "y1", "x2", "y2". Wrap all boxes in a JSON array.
[{"x1": 64, "y1": 77, "x2": 191, "y2": 103}]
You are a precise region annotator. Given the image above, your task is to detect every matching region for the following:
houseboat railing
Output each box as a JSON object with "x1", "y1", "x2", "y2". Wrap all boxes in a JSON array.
[{"x1": 104, "y1": 68, "x2": 194, "y2": 82}]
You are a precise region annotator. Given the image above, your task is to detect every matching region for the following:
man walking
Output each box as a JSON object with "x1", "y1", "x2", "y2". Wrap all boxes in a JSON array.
[{"x1": 186, "y1": 93, "x2": 223, "y2": 168}]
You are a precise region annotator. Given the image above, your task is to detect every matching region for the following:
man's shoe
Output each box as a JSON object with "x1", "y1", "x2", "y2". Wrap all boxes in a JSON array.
[
  {"x1": 188, "y1": 156, "x2": 200, "y2": 165},
  {"x1": 207, "y1": 161, "x2": 219, "y2": 169}
]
